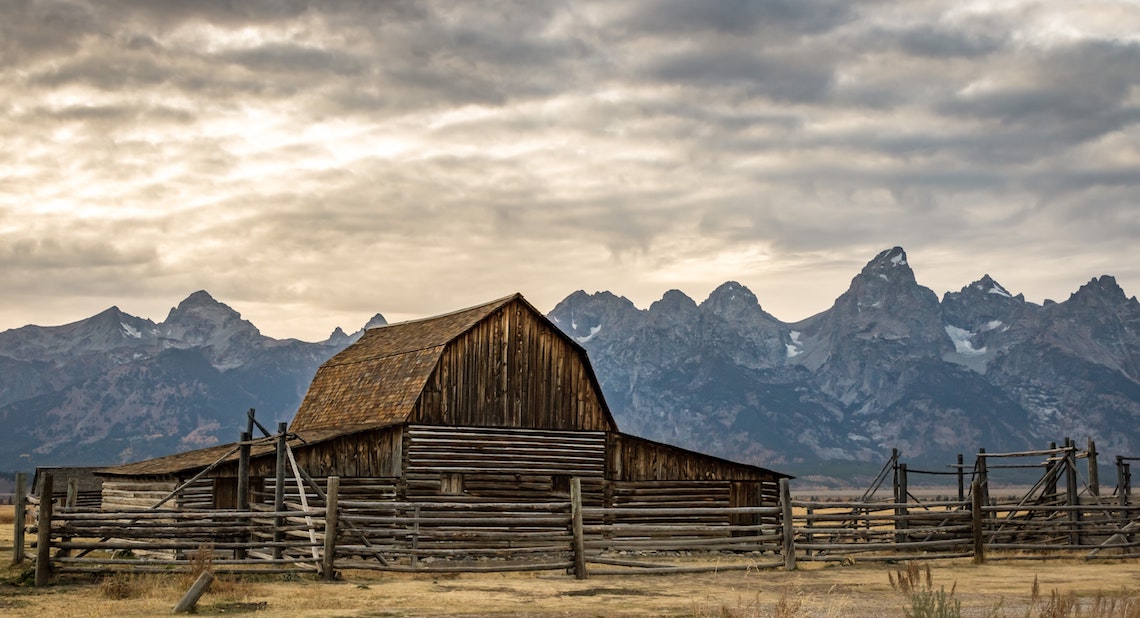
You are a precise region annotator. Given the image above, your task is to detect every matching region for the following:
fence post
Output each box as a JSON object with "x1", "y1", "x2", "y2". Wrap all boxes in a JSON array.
[
  {"x1": 56, "y1": 477, "x2": 78, "y2": 560},
  {"x1": 780, "y1": 478, "x2": 796, "y2": 571},
  {"x1": 1086, "y1": 438, "x2": 1099, "y2": 497},
  {"x1": 957, "y1": 454, "x2": 965, "y2": 502},
  {"x1": 1064, "y1": 441, "x2": 1080, "y2": 547},
  {"x1": 273, "y1": 422, "x2": 288, "y2": 560},
  {"x1": 173, "y1": 571, "x2": 215, "y2": 614},
  {"x1": 322, "y1": 476, "x2": 339, "y2": 581},
  {"x1": 35, "y1": 473, "x2": 54, "y2": 586},
  {"x1": 571, "y1": 477, "x2": 587, "y2": 580},
  {"x1": 13, "y1": 472, "x2": 26, "y2": 565},
  {"x1": 977, "y1": 449, "x2": 989, "y2": 507},
  {"x1": 896, "y1": 463, "x2": 909, "y2": 544},
  {"x1": 971, "y1": 480, "x2": 985, "y2": 564}
]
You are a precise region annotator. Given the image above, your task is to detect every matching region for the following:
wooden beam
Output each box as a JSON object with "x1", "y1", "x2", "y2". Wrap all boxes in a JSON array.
[
  {"x1": 12, "y1": 472, "x2": 26, "y2": 565},
  {"x1": 172, "y1": 571, "x2": 214, "y2": 613},
  {"x1": 571, "y1": 477, "x2": 587, "y2": 580},
  {"x1": 780, "y1": 478, "x2": 795, "y2": 571},
  {"x1": 35, "y1": 473, "x2": 53, "y2": 586},
  {"x1": 322, "y1": 476, "x2": 339, "y2": 581}
]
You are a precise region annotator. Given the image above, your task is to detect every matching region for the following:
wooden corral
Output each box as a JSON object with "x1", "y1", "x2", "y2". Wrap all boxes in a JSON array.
[
  {"x1": 97, "y1": 294, "x2": 787, "y2": 518},
  {"x1": 32, "y1": 466, "x2": 104, "y2": 508}
]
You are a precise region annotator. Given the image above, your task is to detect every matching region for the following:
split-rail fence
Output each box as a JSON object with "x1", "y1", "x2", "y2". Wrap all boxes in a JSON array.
[{"x1": 12, "y1": 474, "x2": 1139, "y2": 585}]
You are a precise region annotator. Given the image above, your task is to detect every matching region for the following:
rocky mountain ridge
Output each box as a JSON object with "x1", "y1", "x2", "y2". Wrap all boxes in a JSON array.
[
  {"x1": 0, "y1": 291, "x2": 384, "y2": 469},
  {"x1": 1, "y1": 248, "x2": 1137, "y2": 480},
  {"x1": 549, "y1": 248, "x2": 1140, "y2": 473}
]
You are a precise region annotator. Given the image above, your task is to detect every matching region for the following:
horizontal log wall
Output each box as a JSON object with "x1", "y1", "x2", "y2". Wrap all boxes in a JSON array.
[
  {"x1": 100, "y1": 478, "x2": 216, "y2": 511},
  {"x1": 403, "y1": 425, "x2": 607, "y2": 504}
]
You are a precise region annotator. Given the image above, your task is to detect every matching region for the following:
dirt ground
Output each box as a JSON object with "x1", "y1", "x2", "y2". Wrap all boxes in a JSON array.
[{"x1": 3, "y1": 506, "x2": 1139, "y2": 617}]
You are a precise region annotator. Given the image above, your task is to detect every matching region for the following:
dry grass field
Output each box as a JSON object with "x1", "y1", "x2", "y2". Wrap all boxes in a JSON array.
[{"x1": 2, "y1": 505, "x2": 1139, "y2": 617}]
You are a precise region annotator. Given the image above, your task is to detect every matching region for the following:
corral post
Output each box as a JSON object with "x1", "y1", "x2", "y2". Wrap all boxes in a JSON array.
[
  {"x1": 34, "y1": 472, "x2": 54, "y2": 586},
  {"x1": 58, "y1": 477, "x2": 78, "y2": 560},
  {"x1": 976, "y1": 449, "x2": 989, "y2": 507},
  {"x1": 571, "y1": 477, "x2": 587, "y2": 580},
  {"x1": 65, "y1": 477, "x2": 78, "y2": 509},
  {"x1": 12, "y1": 472, "x2": 26, "y2": 564},
  {"x1": 1120, "y1": 460, "x2": 1132, "y2": 522},
  {"x1": 173, "y1": 571, "x2": 215, "y2": 613},
  {"x1": 236, "y1": 430, "x2": 252, "y2": 560},
  {"x1": 1086, "y1": 438, "x2": 1099, "y2": 497},
  {"x1": 957, "y1": 454, "x2": 964, "y2": 503},
  {"x1": 971, "y1": 480, "x2": 985, "y2": 564},
  {"x1": 895, "y1": 463, "x2": 909, "y2": 544},
  {"x1": 237, "y1": 431, "x2": 252, "y2": 511},
  {"x1": 1064, "y1": 440, "x2": 1080, "y2": 546},
  {"x1": 1045, "y1": 442, "x2": 1058, "y2": 499},
  {"x1": 780, "y1": 478, "x2": 796, "y2": 571},
  {"x1": 323, "y1": 476, "x2": 340, "y2": 581},
  {"x1": 273, "y1": 422, "x2": 288, "y2": 560}
]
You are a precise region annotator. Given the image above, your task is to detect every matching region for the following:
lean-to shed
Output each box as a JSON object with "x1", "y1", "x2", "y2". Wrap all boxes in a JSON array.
[{"x1": 98, "y1": 294, "x2": 788, "y2": 511}]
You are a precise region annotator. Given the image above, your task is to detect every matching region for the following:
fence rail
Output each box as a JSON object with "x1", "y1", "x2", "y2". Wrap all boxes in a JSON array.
[{"x1": 14, "y1": 476, "x2": 1140, "y2": 584}]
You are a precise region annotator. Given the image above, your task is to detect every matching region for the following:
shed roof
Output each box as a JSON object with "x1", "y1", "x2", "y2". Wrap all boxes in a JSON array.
[{"x1": 97, "y1": 423, "x2": 394, "y2": 478}]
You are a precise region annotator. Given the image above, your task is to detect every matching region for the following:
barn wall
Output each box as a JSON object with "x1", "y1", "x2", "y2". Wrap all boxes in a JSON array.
[
  {"x1": 412, "y1": 301, "x2": 613, "y2": 432},
  {"x1": 246, "y1": 426, "x2": 404, "y2": 479},
  {"x1": 402, "y1": 425, "x2": 607, "y2": 504},
  {"x1": 607, "y1": 433, "x2": 766, "y2": 482},
  {"x1": 99, "y1": 478, "x2": 214, "y2": 511}
]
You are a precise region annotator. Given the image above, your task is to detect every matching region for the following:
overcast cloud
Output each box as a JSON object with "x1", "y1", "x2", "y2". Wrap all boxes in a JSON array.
[{"x1": 2, "y1": 0, "x2": 1138, "y2": 340}]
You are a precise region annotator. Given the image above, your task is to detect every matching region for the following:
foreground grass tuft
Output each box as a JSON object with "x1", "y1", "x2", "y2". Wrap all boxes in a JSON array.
[{"x1": 890, "y1": 562, "x2": 961, "y2": 618}]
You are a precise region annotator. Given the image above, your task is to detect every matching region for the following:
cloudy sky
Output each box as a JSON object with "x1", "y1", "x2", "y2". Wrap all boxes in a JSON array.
[{"x1": 2, "y1": 0, "x2": 1138, "y2": 341}]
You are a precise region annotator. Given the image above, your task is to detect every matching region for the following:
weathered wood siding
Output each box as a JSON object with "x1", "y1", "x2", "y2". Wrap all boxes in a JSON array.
[
  {"x1": 607, "y1": 433, "x2": 765, "y2": 482},
  {"x1": 402, "y1": 425, "x2": 606, "y2": 504},
  {"x1": 100, "y1": 478, "x2": 213, "y2": 511},
  {"x1": 412, "y1": 301, "x2": 614, "y2": 431},
  {"x1": 246, "y1": 425, "x2": 403, "y2": 479}
]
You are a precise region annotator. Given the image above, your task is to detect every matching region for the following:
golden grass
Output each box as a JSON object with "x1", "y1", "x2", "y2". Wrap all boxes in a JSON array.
[
  {"x1": 0, "y1": 505, "x2": 15, "y2": 526},
  {"x1": 2, "y1": 505, "x2": 1139, "y2": 617}
]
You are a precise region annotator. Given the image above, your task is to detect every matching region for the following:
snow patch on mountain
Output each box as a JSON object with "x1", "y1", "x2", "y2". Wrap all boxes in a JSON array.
[
  {"x1": 786, "y1": 331, "x2": 803, "y2": 358},
  {"x1": 120, "y1": 322, "x2": 142, "y2": 339},
  {"x1": 576, "y1": 325, "x2": 602, "y2": 343},
  {"x1": 945, "y1": 325, "x2": 986, "y2": 356}
]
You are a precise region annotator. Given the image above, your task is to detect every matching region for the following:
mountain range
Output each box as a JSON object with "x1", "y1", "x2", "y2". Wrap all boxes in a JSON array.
[{"x1": 1, "y1": 248, "x2": 1137, "y2": 482}]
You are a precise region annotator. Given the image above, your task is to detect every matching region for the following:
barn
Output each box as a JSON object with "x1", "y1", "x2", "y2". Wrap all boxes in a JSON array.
[{"x1": 98, "y1": 294, "x2": 788, "y2": 513}]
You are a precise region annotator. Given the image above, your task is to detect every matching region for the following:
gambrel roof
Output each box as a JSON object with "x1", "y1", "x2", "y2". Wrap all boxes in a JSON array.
[{"x1": 289, "y1": 293, "x2": 618, "y2": 432}]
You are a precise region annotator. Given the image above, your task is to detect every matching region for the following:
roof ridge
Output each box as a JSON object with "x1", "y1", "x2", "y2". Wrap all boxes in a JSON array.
[{"x1": 375, "y1": 293, "x2": 520, "y2": 329}]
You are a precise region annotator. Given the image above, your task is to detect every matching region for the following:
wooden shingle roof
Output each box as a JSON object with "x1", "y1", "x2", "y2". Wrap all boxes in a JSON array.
[{"x1": 289, "y1": 294, "x2": 520, "y2": 432}]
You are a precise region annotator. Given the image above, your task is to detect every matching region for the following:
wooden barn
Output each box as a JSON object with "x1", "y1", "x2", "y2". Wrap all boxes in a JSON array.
[{"x1": 98, "y1": 294, "x2": 788, "y2": 513}]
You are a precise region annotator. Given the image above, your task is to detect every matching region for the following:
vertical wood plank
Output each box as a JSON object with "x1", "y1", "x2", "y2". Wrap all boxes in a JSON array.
[
  {"x1": 274, "y1": 422, "x2": 288, "y2": 560},
  {"x1": 323, "y1": 476, "x2": 340, "y2": 581},
  {"x1": 971, "y1": 480, "x2": 985, "y2": 564},
  {"x1": 571, "y1": 477, "x2": 587, "y2": 579},
  {"x1": 12, "y1": 472, "x2": 26, "y2": 564},
  {"x1": 780, "y1": 478, "x2": 796, "y2": 571},
  {"x1": 35, "y1": 472, "x2": 54, "y2": 586}
]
